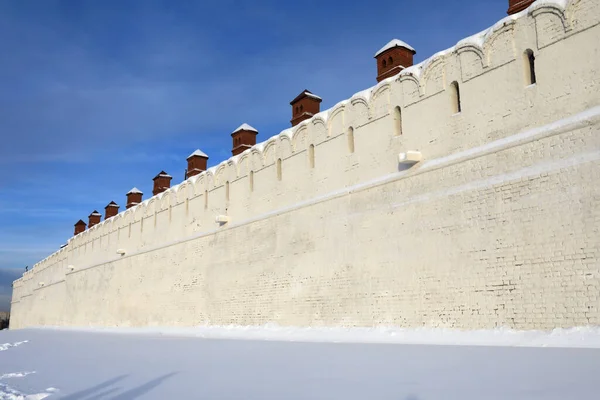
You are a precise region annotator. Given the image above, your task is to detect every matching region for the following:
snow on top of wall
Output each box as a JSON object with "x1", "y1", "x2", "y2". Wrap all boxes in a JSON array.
[
  {"x1": 399, "y1": 0, "x2": 569, "y2": 82},
  {"x1": 233, "y1": 123, "x2": 258, "y2": 133},
  {"x1": 456, "y1": 11, "x2": 522, "y2": 50},
  {"x1": 187, "y1": 149, "x2": 208, "y2": 159},
  {"x1": 455, "y1": 0, "x2": 567, "y2": 50},
  {"x1": 351, "y1": 88, "x2": 373, "y2": 103},
  {"x1": 374, "y1": 39, "x2": 416, "y2": 57},
  {"x1": 456, "y1": 28, "x2": 489, "y2": 49}
]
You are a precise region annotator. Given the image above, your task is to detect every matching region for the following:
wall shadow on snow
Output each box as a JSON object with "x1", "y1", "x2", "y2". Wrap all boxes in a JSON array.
[
  {"x1": 109, "y1": 372, "x2": 178, "y2": 400},
  {"x1": 59, "y1": 375, "x2": 128, "y2": 400},
  {"x1": 57, "y1": 372, "x2": 177, "y2": 400}
]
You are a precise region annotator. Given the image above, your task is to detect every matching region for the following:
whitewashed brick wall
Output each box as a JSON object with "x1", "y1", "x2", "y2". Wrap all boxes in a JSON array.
[{"x1": 10, "y1": 0, "x2": 600, "y2": 330}]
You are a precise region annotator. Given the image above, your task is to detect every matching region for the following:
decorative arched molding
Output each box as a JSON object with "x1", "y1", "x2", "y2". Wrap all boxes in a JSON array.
[
  {"x1": 371, "y1": 82, "x2": 391, "y2": 102},
  {"x1": 214, "y1": 163, "x2": 228, "y2": 187},
  {"x1": 250, "y1": 148, "x2": 264, "y2": 169},
  {"x1": 399, "y1": 73, "x2": 422, "y2": 106},
  {"x1": 110, "y1": 213, "x2": 123, "y2": 231},
  {"x1": 530, "y1": 0, "x2": 568, "y2": 17},
  {"x1": 420, "y1": 55, "x2": 447, "y2": 96},
  {"x1": 80, "y1": 229, "x2": 90, "y2": 242},
  {"x1": 183, "y1": 174, "x2": 199, "y2": 197},
  {"x1": 118, "y1": 209, "x2": 132, "y2": 230},
  {"x1": 168, "y1": 189, "x2": 177, "y2": 207},
  {"x1": 291, "y1": 125, "x2": 309, "y2": 152},
  {"x1": 262, "y1": 139, "x2": 277, "y2": 165},
  {"x1": 204, "y1": 169, "x2": 215, "y2": 189},
  {"x1": 193, "y1": 173, "x2": 206, "y2": 196},
  {"x1": 176, "y1": 182, "x2": 189, "y2": 204},
  {"x1": 187, "y1": 173, "x2": 200, "y2": 185},
  {"x1": 398, "y1": 63, "x2": 423, "y2": 81},
  {"x1": 279, "y1": 128, "x2": 294, "y2": 143},
  {"x1": 349, "y1": 96, "x2": 371, "y2": 126},
  {"x1": 327, "y1": 103, "x2": 346, "y2": 137},
  {"x1": 311, "y1": 115, "x2": 328, "y2": 127},
  {"x1": 456, "y1": 43, "x2": 485, "y2": 64},
  {"x1": 186, "y1": 179, "x2": 196, "y2": 199},
  {"x1": 227, "y1": 159, "x2": 238, "y2": 179},
  {"x1": 143, "y1": 198, "x2": 156, "y2": 217},
  {"x1": 90, "y1": 224, "x2": 103, "y2": 242},
  {"x1": 530, "y1": 2, "x2": 569, "y2": 49},
  {"x1": 237, "y1": 152, "x2": 251, "y2": 177},
  {"x1": 92, "y1": 223, "x2": 106, "y2": 244},
  {"x1": 102, "y1": 215, "x2": 115, "y2": 232},
  {"x1": 370, "y1": 83, "x2": 392, "y2": 119},
  {"x1": 278, "y1": 134, "x2": 293, "y2": 158},
  {"x1": 159, "y1": 191, "x2": 171, "y2": 211},
  {"x1": 483, "y1": 20, "x2": 516, "y2": 68},
  {"x1": 133, "y1": 201, "x2": 146, "y2": 221},
  {"x1": 456, "y1": 43, "x2": 486, "y2": 82},
  {"x1": 311, "y1": 116, "x2": 328, "y2": 144},
  {"x1": 565, "y1": 0, "x2": 597, "y2": 31}
]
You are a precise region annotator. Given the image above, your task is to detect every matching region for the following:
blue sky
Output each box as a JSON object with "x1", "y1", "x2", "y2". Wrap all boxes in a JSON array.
[{"x1": 0, "y1": 0, "x2": 506, "y2": 308}]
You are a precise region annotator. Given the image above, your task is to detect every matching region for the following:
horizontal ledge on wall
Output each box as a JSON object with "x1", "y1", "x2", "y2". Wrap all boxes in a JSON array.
[{"x1": 32, "y1": 279, "x2": 66, "y2": 291}]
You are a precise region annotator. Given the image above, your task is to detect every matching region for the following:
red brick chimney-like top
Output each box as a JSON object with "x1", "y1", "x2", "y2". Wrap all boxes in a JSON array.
[
  {"x1": 231, "y1": 124, "x2": 258, "y2": 156},
  {"x1": 152, "y1": 171, "x2": 172, "y2": 195},
  {"x1": 374, "y1": 39, "x2": 416, "y2": 82},
  {"x1": 88, "y1": 210, "x2": 102, "y2": 228},
  {"x1": 104, "y1": 201, "x2": 119, "y2": 220},
  {"x1": 74, "y1": 219, "x2": 86, "y2": 236},
  {"x1": 126, "y1": 187, "x2": 143, "y2": 209},
  {"x1": 186, "y1": 149, "x2": 209, "y2": 178},
  {"x1": 507, "y1": 0, "x2": 535, "y2": 14},
  {"x1": 290, "y1": 90, "x2": 322, "y2": 127}
]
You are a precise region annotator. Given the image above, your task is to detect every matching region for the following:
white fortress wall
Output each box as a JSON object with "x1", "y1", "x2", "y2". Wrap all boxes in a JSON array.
[{"x1": 10, "y1": 0, "x2": 600, "y2": 329}]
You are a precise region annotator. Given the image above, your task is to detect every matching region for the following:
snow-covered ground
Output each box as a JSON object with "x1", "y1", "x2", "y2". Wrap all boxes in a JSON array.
[{"x1": 1, "y1": 326, "x2": 600, "y2": 399}]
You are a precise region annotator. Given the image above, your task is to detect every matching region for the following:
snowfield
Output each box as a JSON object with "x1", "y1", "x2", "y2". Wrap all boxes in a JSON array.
[{"x1": 1, "y1": 326, "x2": 600, "y2": 399}]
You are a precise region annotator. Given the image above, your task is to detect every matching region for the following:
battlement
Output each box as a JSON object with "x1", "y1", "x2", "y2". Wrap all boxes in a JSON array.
[{"x1": 10, "y1": 0, "x2": 600, "y2": 331}]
